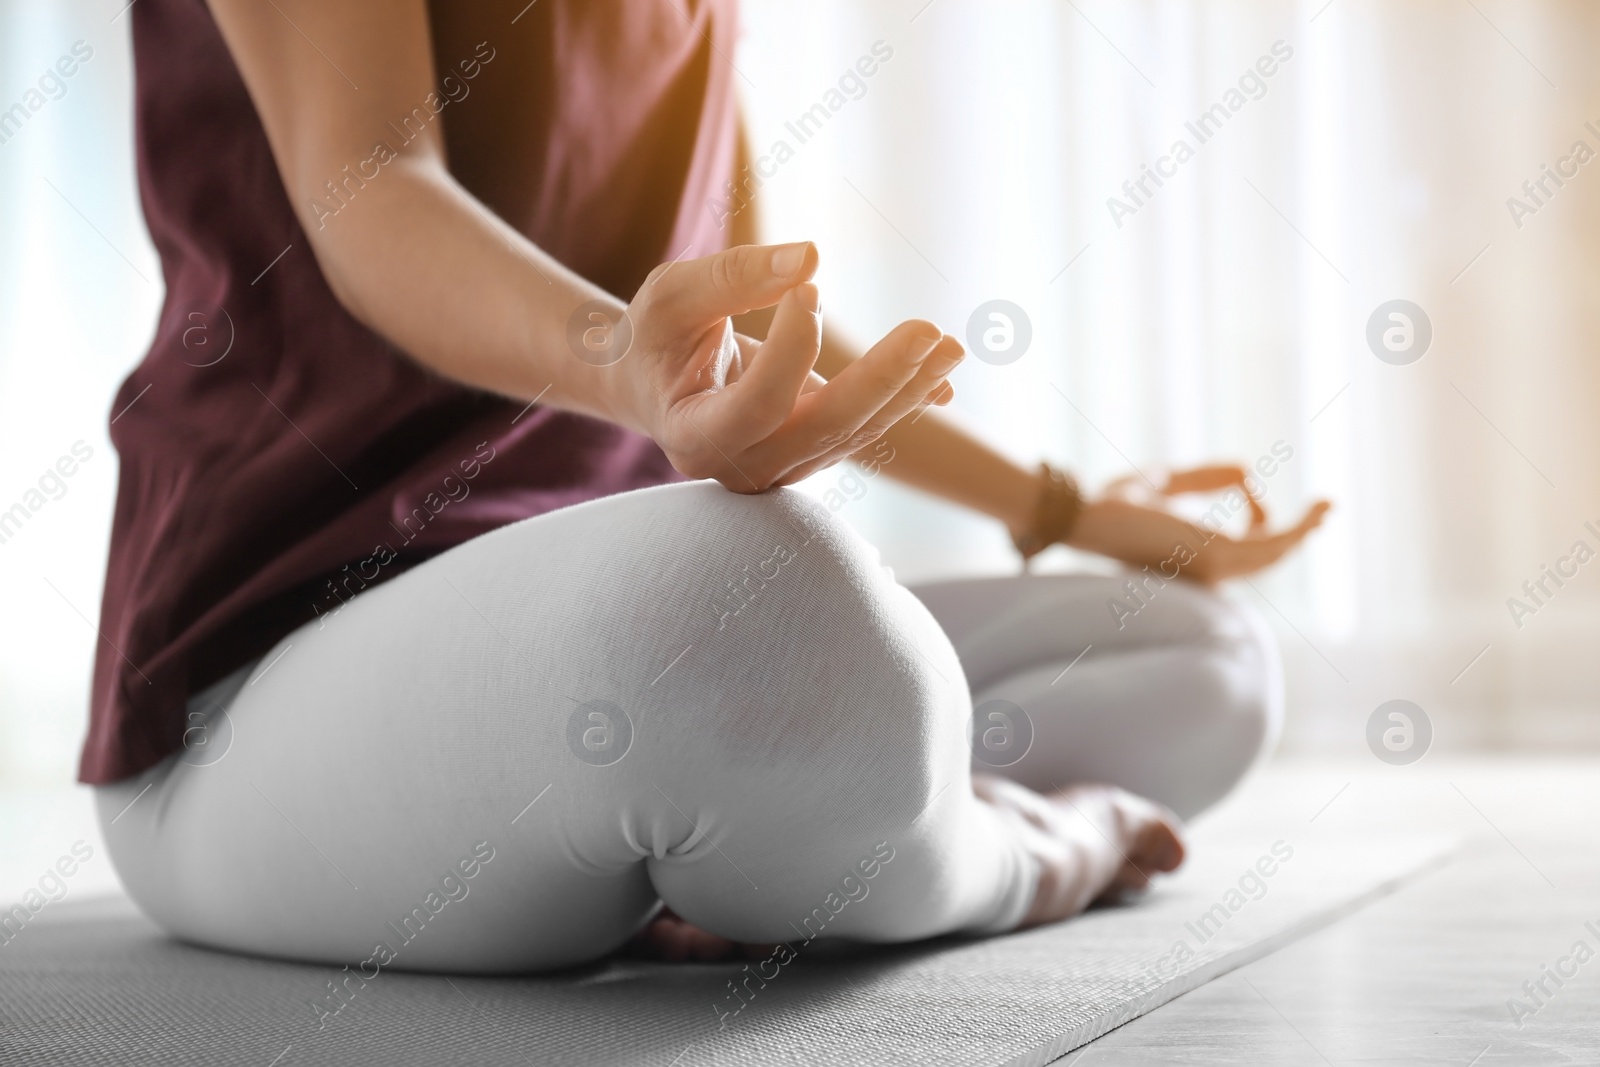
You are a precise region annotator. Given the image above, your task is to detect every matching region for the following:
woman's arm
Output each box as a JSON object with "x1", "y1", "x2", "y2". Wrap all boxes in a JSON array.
[
  {"x1": 770, "y1": 312, "x2": 1329, "y2": 580},
  {"x1": 204, "y1": 0, "x2": 958, "y2": 492},
  {"x1": 205, "y1": 1, "x2": 615, "y2": 417}
]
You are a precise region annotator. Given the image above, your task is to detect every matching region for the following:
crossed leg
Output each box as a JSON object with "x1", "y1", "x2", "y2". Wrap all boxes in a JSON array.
[
  {"x1": 97, "y1": 483, "x2": 1030, "y2": 973},
  {"x1": 97, "y1": 482, "x2": 1277, "y2": 974}
]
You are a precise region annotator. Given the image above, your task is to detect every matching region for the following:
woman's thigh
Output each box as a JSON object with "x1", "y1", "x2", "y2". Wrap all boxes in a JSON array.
[
  {"x1": 98, "y1": 482, "x2": 1035, "y2": 973},
  {"x1": 908, "y1": 573, "x2": 1283, "y2": 819}
]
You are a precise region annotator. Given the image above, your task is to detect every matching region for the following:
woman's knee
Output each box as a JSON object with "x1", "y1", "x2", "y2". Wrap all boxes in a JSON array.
[
  {"x1": 627, "y1": 483, "x2": 969, "y2": 821},
  {"x1": 610, "y1": 486, "x2": 976, "y2": 938},
  {"x1": 1210, "y1": 591, "x2": 1283, "y2": 757},
  {"x1": 1161, "y1": 586, "x2": 1284, "y2": 784}
]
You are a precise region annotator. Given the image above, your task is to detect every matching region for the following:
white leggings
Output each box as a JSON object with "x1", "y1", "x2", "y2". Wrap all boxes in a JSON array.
[{"x1": 95, "y1": 482, "x2": 1280, "y2": 973}]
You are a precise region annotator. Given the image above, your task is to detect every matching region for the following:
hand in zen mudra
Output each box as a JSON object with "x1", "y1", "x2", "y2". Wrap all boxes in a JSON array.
[
  {"x1": 616, "y1": 242, "x2": 963, "y2": 493},
  {"x1": 1077, "y1": 464, "x2": 1331, "y2": 583}
]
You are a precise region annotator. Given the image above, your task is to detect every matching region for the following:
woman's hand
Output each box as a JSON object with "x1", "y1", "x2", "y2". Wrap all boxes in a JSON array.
[
  {"x1": 614, "y1": 242, "x2": 965, "y2": 493},
  {"x1": 1067, "y1": 492, "x2": 1330, "y2": 584},
  {"x1": 1103, "y1": 463, "x2": 1271, "y2": 526}
]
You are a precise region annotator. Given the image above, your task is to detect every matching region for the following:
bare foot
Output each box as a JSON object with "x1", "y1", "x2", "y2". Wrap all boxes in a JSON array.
[
  {"x1": 626, "y1": 908, "x2": 778, "y2": 963},
  {"x1": 972, "y1": 775, "x2": 1186, "y2": 928},
  {"x1": 629, "y1": 780, "x2": 1182, "y2": 956}
]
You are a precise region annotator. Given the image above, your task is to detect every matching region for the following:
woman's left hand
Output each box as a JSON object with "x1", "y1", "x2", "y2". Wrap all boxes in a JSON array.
[
  {"x1": 1103, "y1": 464, "x2": 1270, "y2": 527},
  {"x1": 1067, "y1": 488, "x2": 1331, "y2": 584}
]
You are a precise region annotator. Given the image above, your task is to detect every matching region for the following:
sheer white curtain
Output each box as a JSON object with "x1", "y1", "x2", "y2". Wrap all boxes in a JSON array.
[{"x1": 740, "y1": 0, "x2": 1600, "y2": 752}]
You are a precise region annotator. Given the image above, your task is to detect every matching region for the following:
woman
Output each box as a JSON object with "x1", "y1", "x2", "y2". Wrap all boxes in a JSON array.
[{"x1": 89, "y1": 0, "x2": 1327, "y2": 971}]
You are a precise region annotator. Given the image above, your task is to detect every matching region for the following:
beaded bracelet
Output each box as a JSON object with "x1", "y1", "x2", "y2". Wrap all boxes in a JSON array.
[{"x1": 1010, "y1": 463, "x2": 1083, "y2": 568}]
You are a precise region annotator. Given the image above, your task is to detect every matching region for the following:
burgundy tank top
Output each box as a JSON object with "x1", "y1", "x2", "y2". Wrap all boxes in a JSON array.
[{"x1": 81, "y1": 0, "x2": 737, "y2": 783}]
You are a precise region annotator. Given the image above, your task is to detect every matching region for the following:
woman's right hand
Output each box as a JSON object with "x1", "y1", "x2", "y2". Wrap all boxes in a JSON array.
[{"x1": 611, "y1": 242, "x2": 966, "y2": 493}]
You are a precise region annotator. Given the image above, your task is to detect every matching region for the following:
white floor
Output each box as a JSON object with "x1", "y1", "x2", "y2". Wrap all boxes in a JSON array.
[{"x1": 3, "y1": 756, "x2": 1595, "y2": 1066}]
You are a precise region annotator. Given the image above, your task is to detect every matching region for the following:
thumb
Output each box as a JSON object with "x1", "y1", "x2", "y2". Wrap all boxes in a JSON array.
[{"x1": 644, "y1": 242, "x2": 818, "y2": 328}]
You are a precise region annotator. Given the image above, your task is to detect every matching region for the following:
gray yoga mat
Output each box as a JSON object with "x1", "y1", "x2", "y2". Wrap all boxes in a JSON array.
[{"x1": 0, "y1": 830, "x2": 1451, "y2": 1066}]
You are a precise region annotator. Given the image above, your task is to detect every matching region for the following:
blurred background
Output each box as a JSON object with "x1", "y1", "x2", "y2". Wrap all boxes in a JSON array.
[{"x1": 2, "y1": 0, "x2": 1598, "y2": 819}]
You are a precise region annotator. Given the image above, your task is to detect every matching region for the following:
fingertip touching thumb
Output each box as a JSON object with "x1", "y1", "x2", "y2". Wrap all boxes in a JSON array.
[{"x1": 769, "y1": 241, "x2": 817, "y2": 281}]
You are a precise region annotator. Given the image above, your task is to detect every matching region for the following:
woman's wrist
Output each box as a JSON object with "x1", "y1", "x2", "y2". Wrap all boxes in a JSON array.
[
  {"x1": 1009, "y1": 464, "x2": 1086, "y2": 564},
  {"x1": 999, "y1": 464, "x2": 1050, "y2": 542},
  {"x1": 588, "y1": 358, "x2": 650, "y2": 437},
  {"x1": 528, "y1": 293, "x2": 653, "y2": 436}
]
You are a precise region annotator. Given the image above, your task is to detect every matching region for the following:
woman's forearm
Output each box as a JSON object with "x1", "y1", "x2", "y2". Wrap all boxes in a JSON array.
[
  {"x1": 205, "y1": 0, "x2": 631, "y2": 428},
  {"x1": 303, "y1": 157, "x2": 628, "y2": 425}
]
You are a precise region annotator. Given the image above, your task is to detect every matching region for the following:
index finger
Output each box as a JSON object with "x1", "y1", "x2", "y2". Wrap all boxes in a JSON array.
[
  {"x1": 1168, "y1": 465, "x2": 1268, "y2": 527},
  {"x1": 707, "y1": 282, "x2": 823, "y2": 446},
  {"x1": 1256, "y1": 500, "x2": 1333, "y2": 557},
  {"x1": 753, "y1": 319, "x2": 943, "y2": 467}
]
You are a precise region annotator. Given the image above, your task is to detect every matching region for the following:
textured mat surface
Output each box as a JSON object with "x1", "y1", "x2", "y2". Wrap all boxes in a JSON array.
[{"x1": 0, "y1": 830, "x2": 1451, "y2": 1066}]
